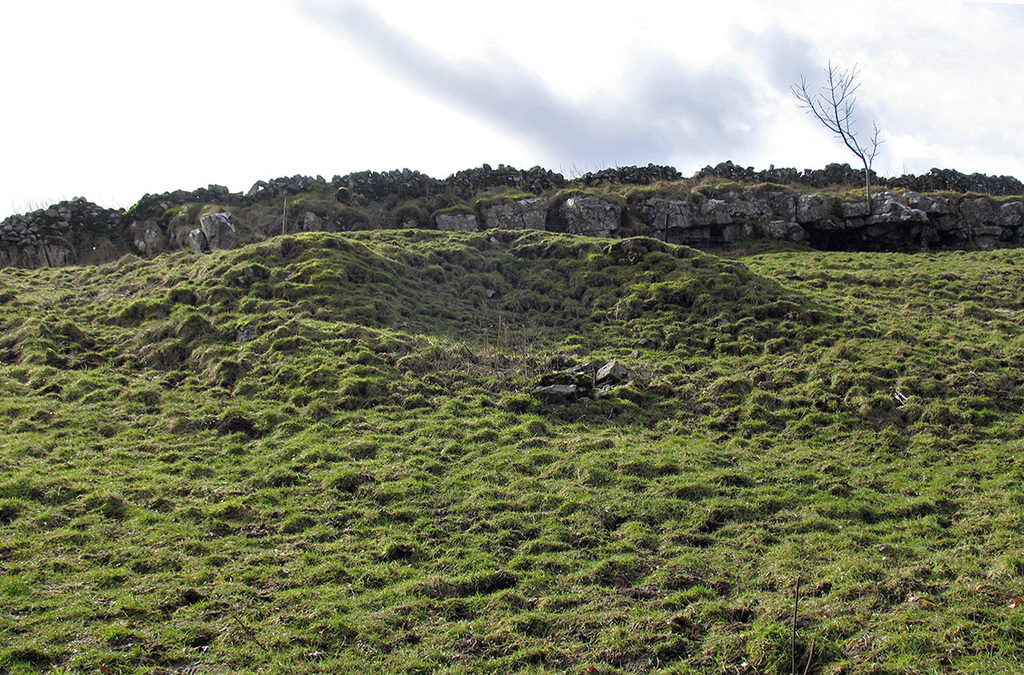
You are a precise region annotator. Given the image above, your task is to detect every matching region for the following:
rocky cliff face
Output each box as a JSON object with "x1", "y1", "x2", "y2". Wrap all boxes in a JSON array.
[
  {"x1": 637, "y1": 187, "x2": 1024, "y2": 251},
  {"x1": 5, "y1": 164, "x2": 1024, "y2": 269}
]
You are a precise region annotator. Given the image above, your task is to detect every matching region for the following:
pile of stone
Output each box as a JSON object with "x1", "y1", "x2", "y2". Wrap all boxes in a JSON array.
[{"x1": 531, "y1": 360, "x2": 636, "y2": 403}]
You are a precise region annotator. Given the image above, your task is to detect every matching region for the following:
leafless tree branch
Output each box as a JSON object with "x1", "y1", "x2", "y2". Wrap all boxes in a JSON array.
[{"x1": 793, "y1": 62, "x2": 883, "y2": 210}]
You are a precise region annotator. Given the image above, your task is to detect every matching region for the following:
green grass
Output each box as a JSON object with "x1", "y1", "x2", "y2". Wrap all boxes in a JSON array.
[{"x1": 3, "y1": 230, "x2": 1024, "y2": 673}]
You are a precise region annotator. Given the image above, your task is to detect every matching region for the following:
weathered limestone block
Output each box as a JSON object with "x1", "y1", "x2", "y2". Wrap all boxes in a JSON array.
[
  {"x1": 796, "y1": 194, "x2": 831, "y2": 223},
  {"x1": 722, "y1": 223, "x2": 758, "y2": 242},
  {"x1": 200, "y1": 212, "x2": 235, "y2": 250},
  {"x1": 959, "y1": 197, "x2": 1001, "y2": 227},
  {"x1": 133, "y1": 220, "x2": 169, "y2": 256},
  {"x1": 840, "y1": 201, "x2": 871, "y2": 219},
  {"x1": 481, "y1": 197, "x2": 547, "y2": 230},
  {"x1": 721, "y1": 189, "x2": 795, "y2": 221},
  {"x1": 188, "y1": 228, "x2": 210, "y2": 254},
  {"x1": 866, "y1": 193, "x2": 928, "y2": 226},
  {"x1": 639, "y1": 199, "x2": 719, "y2": 244},
  {"x1": 596, "y1": 360, "x2": 630, "y2": 385},
  {"x1": 999, "y1": 201, "x2": 1024, "y2": 229},
  {"x1": 303, "y1": 212, "x2": 324, "y2": 232},
  {"x1": 694, "y1": 198, "x2": 732, "y2": 226},
  {"x1": 905, "y1": 192, "x2": 953, "y2": 215},
  {"x1": 638, "y1": 198, "x2": 692, "y2": 240},
  {"x1": 958, "y1": 197, "x2": 1002, "y2": 249},
  {"x1": 766, "y1": 220, "x2": 808, "y2": 242},
  {"x1": 763, "y1": 190, "x2": 798, "y2": 221},
  {"x1": 436, "y1": 212, "x2": 478, "y2": 232},
  {"x1": 725, "y1": 196, "x2": 764, "y2": 219},
  {"x1": 559, "y1": 196, "x2": 620, "y2": 237},
  {"x1": 531, "y1": 384, "x2": 579, "y2": 403}
]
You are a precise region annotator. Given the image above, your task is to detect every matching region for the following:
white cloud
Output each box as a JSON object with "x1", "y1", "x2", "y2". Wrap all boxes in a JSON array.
[{"x1": 3, "y1": 0, "x2": 1024, "y2": 218}]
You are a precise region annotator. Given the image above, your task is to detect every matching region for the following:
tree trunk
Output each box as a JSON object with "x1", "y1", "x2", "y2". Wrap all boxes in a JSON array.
[{"x1": 863, "y1": 161, "x2": 873, "y2": 215}]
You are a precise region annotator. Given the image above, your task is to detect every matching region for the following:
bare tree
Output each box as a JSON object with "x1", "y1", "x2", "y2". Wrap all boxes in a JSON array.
[{"x1": 792, "y1": 62, "x2": 882, "y2": 211}]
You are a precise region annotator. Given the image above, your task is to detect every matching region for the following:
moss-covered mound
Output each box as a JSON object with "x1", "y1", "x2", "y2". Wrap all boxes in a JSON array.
[{"x1": 3, "y1": 231, "x2": 1024, "y2": 673}]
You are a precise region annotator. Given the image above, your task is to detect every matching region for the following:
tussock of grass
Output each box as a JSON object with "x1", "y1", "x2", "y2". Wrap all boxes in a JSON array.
[{"x1": 3, "y1": 231, "x2": 1024, "y2": 673}]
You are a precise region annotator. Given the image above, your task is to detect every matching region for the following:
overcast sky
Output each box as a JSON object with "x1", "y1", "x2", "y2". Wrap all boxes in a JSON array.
[{"x1": 2, "y1": 0, "x2": 1023, "y2": 218}]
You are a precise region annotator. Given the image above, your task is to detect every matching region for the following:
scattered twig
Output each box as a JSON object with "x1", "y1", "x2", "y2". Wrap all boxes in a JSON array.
[
  {"x1": 791, "y1": 575, "x2": 801, "y2": 675},
  {"x1": 231, "y1": 613, "x2": 269, "y2": 653},
  {"x1": 803, "y1": 637, "x2": 816, "y2": 675},
  {"x1": 791, "y1": 576, "x2": 816, "y2": 675}
]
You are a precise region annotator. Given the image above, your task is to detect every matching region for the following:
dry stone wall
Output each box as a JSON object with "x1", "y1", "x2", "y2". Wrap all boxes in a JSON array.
[{"x1": 0, "y1": 198, "x2": 125, "y2": 268}]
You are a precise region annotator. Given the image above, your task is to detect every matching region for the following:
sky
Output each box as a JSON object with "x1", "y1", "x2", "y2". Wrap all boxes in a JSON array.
[{"x1": 2, "y1": 0, "x2": 1024, "y2": 218}]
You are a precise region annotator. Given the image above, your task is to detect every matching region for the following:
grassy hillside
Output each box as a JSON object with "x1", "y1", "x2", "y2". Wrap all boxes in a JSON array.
[{"x1": 3, "y1": 230, "x2": 1024, "y2": 674}]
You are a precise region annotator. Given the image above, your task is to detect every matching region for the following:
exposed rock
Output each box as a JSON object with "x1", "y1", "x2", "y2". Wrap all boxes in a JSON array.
[
  {"x1": 596, "y1": 360, "x2": 630, "y2": 386},
  {"x1": 801, "y1": 192, "x2": 943, "y2": 251},
  {"x1": 559, "y1": 196, "x2": 621, "y2": 238},
  {"x1": 959, "y1": 197, "x2": 1001, "y2": 227},
  {"x1": 840, "y1": 201, "x2": 872, "y2": 219},
  {"x1": 208, "y1": 184, "x2": 230, "y2": 199},
  {"x1": 766, "y1": 220, "x2": 807, "y2": 241},
  {"x1": 1000, "y1": 201, "x2": 1024, "y2": 229},
  {"x1": 594, "y1": 381, "x2": 637, "y2": 400},
  {"x1": 638, "y1": 199, "x2": 691, "y2": 241},
  {"x1": 531, "y1": 384, "x2": 581, "y2": 403},
  {"x1": 905, "y1": 192, "x2": 953, "y2": 215},
  {"x1": 8, "y1": 164, "x2": 1024, "y2": 269},
  {"x1": 695, "y1": 198, "x2": 732, "y2": 226},
  {"x1": 436, "y1": 212, "x2": 479, "y2": 232},
  {"x1": 842, "y1": 192, "x2": 929, "y2": 229},
  {"x1": 246, "y1": 175, "x2": 326, "y2": 201},
  {"x1": 133, "y1": 220, "x2": 169, "y2": 256},
  {"x1": 481, "y1": 198, "x2": 548, "y2": 230},
  {"x1": 200, "y1": 212, "x2": 235, "y2": 250},
  {"x1": 761, "y1": 189, "x2": 798, "y2": 221},
  {"x1": 725, "y1": 195, "x2": 765, "y2": 220},
  {"x1": 796, "y1": 194, "x2": 831, "y2": 223},
  {"x1": 302, "y1": 212, "x2": 323, "y2": 232},
  {"x1": 188, "y1": 229, "x2": 210, "y2": 254},
  {"x1": 532, "y1": 361, "x2": 595, "y2": 402},
  {"x1": 538, "y1": 364, "x2": 594, "y2": 389},
  {"x1": 246, "y1": 180, "x2": 269, "y2": 198},
  {"x1": 640, "y1": 197, "x2": 739, "y2": 245}
]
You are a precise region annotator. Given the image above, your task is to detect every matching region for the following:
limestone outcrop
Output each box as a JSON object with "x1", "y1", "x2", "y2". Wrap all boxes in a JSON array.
[{"x1": 6, "y1": 163, "x2": 1024, "y2": 269}]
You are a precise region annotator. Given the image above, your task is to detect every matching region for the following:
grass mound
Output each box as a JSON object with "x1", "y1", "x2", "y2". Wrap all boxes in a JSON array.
[{"x1": 3, "y1": 231, "x2": 1024, "y2": 673}]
